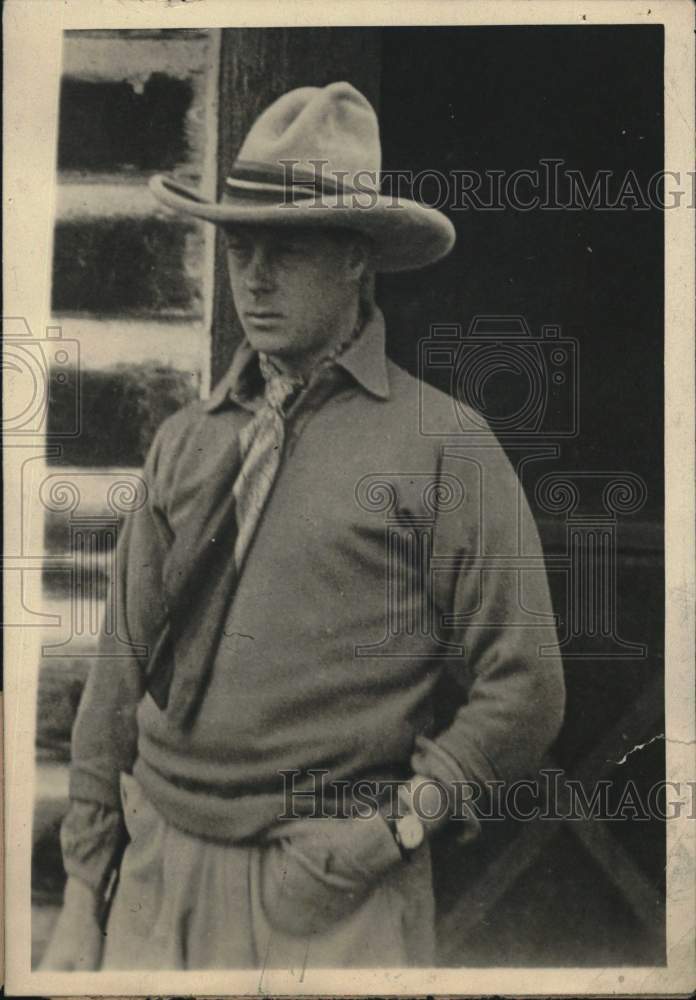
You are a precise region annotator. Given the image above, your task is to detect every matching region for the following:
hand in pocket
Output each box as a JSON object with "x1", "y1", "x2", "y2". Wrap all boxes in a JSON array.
[{"x1": 260, "y1": 814, "x2": 402, "y2": 937}]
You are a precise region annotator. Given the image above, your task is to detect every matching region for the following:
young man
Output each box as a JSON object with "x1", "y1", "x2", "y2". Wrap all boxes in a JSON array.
[{"x1": 43, "y1": 82, "x2": 564, "y2": 970}]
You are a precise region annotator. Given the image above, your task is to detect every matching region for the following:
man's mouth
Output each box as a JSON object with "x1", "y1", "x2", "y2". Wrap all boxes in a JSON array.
[{"x1": 245, "y1": 310, "x2": 284, "y2": 320}]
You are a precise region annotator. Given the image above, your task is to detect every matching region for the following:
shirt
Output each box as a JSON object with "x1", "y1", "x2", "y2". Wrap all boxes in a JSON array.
[{"x1": 62, "y1": 306, "x2": 565, "y2": 892}]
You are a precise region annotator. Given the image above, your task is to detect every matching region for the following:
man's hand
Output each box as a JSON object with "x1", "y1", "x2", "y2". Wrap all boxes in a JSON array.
[
  {"x1": 400, "y1": 772, "x2": 452, "y2": 838},
  {"x1": 39, "y1": 876, "x2": 104, "y2": 971}
]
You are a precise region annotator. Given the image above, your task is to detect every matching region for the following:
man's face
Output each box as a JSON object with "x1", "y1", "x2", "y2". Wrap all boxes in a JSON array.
[{"x1": 225, "y1": 224, "x2": 366, "y2": 371}]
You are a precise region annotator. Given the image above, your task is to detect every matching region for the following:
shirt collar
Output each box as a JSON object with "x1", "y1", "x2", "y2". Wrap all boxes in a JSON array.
[{"x1": 203, "y1": 307, "x2": 390, "y2": 413}]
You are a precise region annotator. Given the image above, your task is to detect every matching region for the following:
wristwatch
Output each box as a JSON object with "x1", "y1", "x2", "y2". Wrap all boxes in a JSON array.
[{"x1": 384, "y1": 802, "x2": 425, "y2": 860}]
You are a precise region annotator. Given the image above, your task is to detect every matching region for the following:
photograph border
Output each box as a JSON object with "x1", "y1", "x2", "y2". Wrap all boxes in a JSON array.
[{"x1": 4, "y1": 0, "x2": 694, "y2": 995}]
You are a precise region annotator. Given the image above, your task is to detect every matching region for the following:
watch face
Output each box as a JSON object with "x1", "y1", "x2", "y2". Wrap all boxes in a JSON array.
[{"x1": 397, "y1": 813, "x2": 424, "y2": 851}]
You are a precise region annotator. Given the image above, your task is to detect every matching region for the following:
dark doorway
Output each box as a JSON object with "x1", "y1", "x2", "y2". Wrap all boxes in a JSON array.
[{"x1": 378, "y1": 25, "x2": 665, "y2": 966}]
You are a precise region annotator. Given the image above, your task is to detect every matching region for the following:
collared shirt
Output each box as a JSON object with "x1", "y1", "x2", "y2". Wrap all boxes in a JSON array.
[
  {"x1": 203, "y1": 308, "x2": 391, "y2": 416},
  {"x1": 64, "y1": 307, "x2": 565, "y2": 891}
]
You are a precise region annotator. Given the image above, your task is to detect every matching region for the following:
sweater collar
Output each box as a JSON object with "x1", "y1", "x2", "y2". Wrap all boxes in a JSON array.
[{"x1": 203, "y1": 306, "x2": 390, "y2": 413}]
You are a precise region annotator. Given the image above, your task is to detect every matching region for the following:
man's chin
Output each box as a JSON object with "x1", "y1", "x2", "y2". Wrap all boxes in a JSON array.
[
  {"x1": 245, "y1": 332, "x2": 309, "y2": 371},
  {"x1": 243, "y1": 327, "x2": 290, "y2": 353}
]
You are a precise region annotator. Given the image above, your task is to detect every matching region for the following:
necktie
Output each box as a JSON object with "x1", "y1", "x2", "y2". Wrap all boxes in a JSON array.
[
  {"x1": 232, "y1": 360, "x2": 305, "y2": 568},
  {"x1": 232, "y1": 314, "x2": 365, "y2": 570}
]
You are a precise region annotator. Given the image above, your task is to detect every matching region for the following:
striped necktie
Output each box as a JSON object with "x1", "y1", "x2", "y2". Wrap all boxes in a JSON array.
[
  {"x1": 232, "y1": 358, "x2": 304, "y2": 569},
  {"x1": 232, "y1": 317, "x2": 364, "y2": 569}
]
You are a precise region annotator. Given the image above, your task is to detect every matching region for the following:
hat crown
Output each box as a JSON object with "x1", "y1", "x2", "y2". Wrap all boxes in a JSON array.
[
  {"x1": 150, "y1": 79, "x2": 456, "y2": 272},
  {"x1": 236, "y1": 81, "x2": 381, "y2": 190}
]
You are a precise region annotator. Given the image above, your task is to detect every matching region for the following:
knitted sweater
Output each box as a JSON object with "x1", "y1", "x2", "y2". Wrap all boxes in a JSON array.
[{"x1": 64, "y1": 309, "x2": 565, "y2": 887}]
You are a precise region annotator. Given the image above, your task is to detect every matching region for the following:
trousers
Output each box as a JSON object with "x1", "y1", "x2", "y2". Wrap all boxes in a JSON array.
[{"x1": 102, "y1": 773, "x2": 436, "y2": 970}]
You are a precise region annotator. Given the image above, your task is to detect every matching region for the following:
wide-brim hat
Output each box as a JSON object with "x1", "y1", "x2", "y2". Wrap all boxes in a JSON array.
[{"x1": 150, "y1": 81, "x2": 456, "y2": 273}]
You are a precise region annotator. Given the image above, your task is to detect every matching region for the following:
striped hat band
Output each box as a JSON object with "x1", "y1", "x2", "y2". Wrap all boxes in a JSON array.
[{"x1": 224, "y1": 160, "x2": 376, "y2": 202}]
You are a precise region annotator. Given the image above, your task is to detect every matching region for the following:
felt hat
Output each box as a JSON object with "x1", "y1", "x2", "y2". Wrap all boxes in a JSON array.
[{"x1": 149, "y1": 81, "x2": 455, "y2": 273}]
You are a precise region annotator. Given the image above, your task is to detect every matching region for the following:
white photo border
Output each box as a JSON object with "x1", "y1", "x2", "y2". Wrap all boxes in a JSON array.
[{"x1": 4, "y1": 0, "x2": 694, "y2": 995}]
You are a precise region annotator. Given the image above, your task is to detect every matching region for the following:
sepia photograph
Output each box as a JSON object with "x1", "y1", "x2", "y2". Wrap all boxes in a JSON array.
[{"x1": 4, "y1": 0, "x2": 695, "y2": 995}]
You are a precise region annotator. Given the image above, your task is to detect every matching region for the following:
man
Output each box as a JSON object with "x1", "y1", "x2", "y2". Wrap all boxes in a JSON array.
[{"x1": 43, "y1": 81, "x2": 564, "y2": 970}]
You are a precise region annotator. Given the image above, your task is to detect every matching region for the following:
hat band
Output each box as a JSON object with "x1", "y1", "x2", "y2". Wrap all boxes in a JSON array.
[{"x1": 224, "y1": 159, "x2": 377, "y2": 203}]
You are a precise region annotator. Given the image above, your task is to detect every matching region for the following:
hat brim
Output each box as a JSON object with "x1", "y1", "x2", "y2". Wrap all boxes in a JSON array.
[{"x1": 149, "y1": 175, "x2": 456, "y2": 273}]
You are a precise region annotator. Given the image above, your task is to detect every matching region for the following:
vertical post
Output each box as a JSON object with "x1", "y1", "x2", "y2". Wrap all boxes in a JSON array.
[{"x1": 210, "y1": 27, "x2": 382, "y2": 384}]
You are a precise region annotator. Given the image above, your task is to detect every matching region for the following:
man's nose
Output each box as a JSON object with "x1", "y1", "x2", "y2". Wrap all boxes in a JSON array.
[{"x1": 245, "y1": 247, "x2": 275, "y2": 291}]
